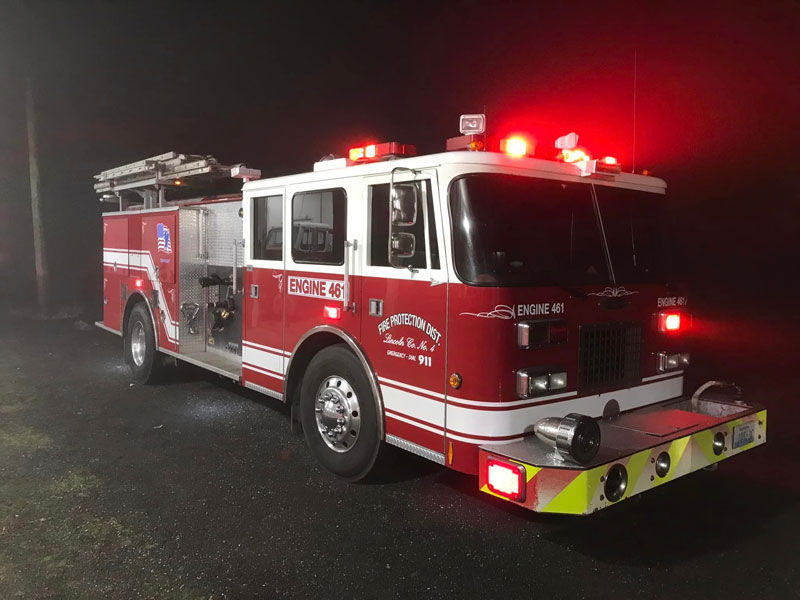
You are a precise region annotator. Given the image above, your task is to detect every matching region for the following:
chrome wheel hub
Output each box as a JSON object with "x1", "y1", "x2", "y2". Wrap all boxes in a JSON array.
[
  {"x1": 131, "y1": 321, "x2": 146, "y2": 367},
  {"x1": 315, "y1": 376, "x2": 361, "y2": 453}
]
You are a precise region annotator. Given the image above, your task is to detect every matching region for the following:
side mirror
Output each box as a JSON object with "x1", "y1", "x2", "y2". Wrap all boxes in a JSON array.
[
  {"x1": 390, "y1": 232, "x2": 416, "y2": 259},
  {"x1": 391, "y1": 183, "x2": 418, "y2": 226}
]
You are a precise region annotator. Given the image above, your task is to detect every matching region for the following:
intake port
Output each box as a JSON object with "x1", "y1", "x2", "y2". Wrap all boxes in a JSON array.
[
  {"x1": 655, "y1": 452, "x2": 671, "y2": 478},
  {"x1": 604, "y1": 464, "x2": 628, "y2": 502}
]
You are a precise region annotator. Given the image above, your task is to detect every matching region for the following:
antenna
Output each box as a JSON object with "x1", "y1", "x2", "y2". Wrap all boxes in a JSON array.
[{"x1": 632, "y1": 49, "x2": 638, "y2": 173}]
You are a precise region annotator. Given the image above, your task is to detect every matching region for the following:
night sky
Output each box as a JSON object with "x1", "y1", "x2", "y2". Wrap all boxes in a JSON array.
[{"x1": 1, "y1": 0, "x2": 798, "y2": 315}]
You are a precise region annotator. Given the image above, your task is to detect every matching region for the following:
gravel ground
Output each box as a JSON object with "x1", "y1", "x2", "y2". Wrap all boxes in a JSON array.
[{"x1": 0, "y1": 315, "x2": 798, "y2": 599}]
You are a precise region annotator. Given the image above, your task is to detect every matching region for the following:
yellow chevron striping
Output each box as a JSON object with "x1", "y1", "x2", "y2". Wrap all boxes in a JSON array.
[
  {"x1": 506, "y1": 458, "x2": 542, "y2": 483},
  {"x1": 693, "y1": 428, "x2": 722, "y2": 464},
  {"x1": 479, "y1": 483, "x2": 511, "y2": 502},
  {"x1": 524, "y1": 465, "x2": 542, "y2": 483},
  {"x1": 541, "y1": 467, "x2": 604, "y2": 514},
  {"x1": 624, "y1": 448, "x2": 652, "y2": 497},
  {"x1": 658, "y1": 435, "x2": 691, "y2": 486}
]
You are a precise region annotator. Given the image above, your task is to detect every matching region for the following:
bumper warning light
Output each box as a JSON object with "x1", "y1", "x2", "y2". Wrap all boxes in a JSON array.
[{"x1": 486, "y1": 458, "x2": 526, "y2": 502}]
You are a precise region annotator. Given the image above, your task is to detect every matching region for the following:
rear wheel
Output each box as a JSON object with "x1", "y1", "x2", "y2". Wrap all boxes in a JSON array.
[
  {"x1": 300, "y1": 344, "x2": 382, "y2": 481},
  {"x1": 124, "y1": 303, "x2": 164, "y2": 384}
]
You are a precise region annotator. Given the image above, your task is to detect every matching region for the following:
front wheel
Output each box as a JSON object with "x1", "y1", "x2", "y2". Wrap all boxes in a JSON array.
[
  {"x1": 124, "y1": 303, "x2": 164, "y2": 384},
  {"x1": 300, "y1": 344, "x2": 382, "y2": 481}
]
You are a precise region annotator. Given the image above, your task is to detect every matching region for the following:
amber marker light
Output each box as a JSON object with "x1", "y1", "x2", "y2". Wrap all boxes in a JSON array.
[{"x1": 449, "y1": 372, "x2": 463, "y2": 389}]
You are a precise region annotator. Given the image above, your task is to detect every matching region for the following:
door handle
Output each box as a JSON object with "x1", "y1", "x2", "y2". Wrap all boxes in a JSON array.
[{"x1": 343, "y1": 239, "x2": 357, "y2": 313}]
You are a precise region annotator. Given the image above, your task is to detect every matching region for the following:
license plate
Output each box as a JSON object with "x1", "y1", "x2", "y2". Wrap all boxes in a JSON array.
[{"x1": 732, "y1": 422, "x2": 756, "y2": 449}]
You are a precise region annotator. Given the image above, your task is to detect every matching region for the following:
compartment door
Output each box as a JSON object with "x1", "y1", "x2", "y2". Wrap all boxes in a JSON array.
[
  {"x1": 103, "y1": 217, "x2": 129, "y2": 275},
  {"x1": 141, "y1": 214, "x2": 176, "y2": 284},
  {"x1": 102, "y1": 216, "x2": 129, "y2": 331}
]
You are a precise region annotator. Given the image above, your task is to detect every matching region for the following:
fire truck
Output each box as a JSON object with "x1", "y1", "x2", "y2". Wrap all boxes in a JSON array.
[{"x1": 94, "y1": 117, "x2": 766, "y2": 515}]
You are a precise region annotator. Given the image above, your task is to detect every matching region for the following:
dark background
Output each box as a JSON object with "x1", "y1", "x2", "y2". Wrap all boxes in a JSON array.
[{"x1": 0, "y1": 0, "x2": 798, "y2": 317}]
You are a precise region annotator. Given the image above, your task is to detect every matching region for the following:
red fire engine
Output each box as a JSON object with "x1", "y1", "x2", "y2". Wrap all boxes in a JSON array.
[{"x1": 95, "y1": 118, "x2": 766, "y2": 515}]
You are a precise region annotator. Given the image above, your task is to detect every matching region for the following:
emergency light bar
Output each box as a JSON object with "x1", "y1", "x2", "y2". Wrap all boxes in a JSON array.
[
  {"x1": 553, "y1": 132, "x2": 622, "y2": 176},
  {"x1": 500, "y1": 137, "x2": 529, "y2": 157},
  {"x1": 560, "y1": 148, "x2": 591, "y2": 163},
  {"x1": 347, "y1": 142, "x2": 417, "y2": 162}
]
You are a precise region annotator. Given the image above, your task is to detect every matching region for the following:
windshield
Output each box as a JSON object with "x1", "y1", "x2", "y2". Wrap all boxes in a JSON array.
[
  {"x1": 449, "y1": 173, "x2": 671, "y2": 286},
  {"x1": 595, "y1": 186, "x2": 673, "y2": 283}
]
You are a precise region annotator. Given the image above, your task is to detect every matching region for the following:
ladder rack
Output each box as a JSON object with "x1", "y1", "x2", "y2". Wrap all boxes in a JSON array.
[{"x1": 94, "y1": 152, "x2": 260, "y2": 210}]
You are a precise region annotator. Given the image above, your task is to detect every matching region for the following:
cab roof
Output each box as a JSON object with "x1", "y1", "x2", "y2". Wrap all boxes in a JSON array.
[{"x1": 243, "y1": 151, "x2": 667, "y2": 195}]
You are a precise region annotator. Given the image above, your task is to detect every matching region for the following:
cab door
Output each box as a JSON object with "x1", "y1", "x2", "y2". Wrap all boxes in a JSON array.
[
  {"x1": 283, "y1": 183, "x2": 360, "y2": 348},
  {"x1": 242, "y1": 187, "x2": 287, "y2": 397},
  {"x1": 360, "y1": 169, "x2": 448, "y2": 458}
]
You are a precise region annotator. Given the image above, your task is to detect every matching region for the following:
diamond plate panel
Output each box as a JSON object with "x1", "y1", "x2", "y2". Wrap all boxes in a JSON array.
[
  {"x1": 178, "y1": 208, "x2": 207, "y2": 355},
  {"x1": 206, "y1": 201, "x2": 244, "y2": 268}
]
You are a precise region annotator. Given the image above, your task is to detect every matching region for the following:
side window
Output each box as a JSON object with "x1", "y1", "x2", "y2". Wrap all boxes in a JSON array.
[
  {"x1": 369, "y1": 180, "x2": 436, "y2": 269},
  {"x1": 291, "y1": 188, "x2": 346, "y2": 265},
  {"x1": 252, "y1": 195, "x2": 283, "y2": 261}
]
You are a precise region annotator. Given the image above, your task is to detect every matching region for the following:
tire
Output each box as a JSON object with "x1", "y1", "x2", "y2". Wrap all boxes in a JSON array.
[
  {"x1": 300, "y1": 344, "x2": 382, "y2": 481},
  {"x1": 124, "y1": 303, "x2": 163, "y2": 384}
]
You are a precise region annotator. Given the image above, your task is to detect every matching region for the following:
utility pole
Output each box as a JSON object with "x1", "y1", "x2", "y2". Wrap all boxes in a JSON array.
[{"x1": 26, "y1": 72, "x2": 49, "y2": 311}]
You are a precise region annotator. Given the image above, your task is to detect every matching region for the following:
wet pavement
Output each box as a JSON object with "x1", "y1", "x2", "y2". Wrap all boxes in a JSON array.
[{"x1": 1, "y1": 315, "x2": 798, "y2": 599}]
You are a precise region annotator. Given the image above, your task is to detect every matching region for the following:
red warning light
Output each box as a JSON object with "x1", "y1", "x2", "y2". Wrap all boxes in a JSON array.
[
  {"x1": 134, "y1": 278, "x2": 144, "y2": 289},
  {"x1": 659, "y1": 312, "x2": 682, "y2": 333},
  {"x1": 323, "y1": 305, "x2": 342, "y2": 320},
  {"x1": 500, "y1": 137, "x2": 528, "y2": 157},
  {"x1": 486, "y1": 458, "x2": 526, "y2": 501},
  {"x1": 601, "y1": 156, "x2": 618, "y2": 165},
  {"x1": 348, "y1": 142, "x2": 417, "y2": 162}
]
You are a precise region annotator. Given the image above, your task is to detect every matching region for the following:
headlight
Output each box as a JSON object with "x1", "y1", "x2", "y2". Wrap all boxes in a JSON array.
[
  {"x1": 657, "y1": 352, "x2": 690, "y2": 372},
  {"x1": 516, "y1": 369, "x2": 568, "y2": 398}
]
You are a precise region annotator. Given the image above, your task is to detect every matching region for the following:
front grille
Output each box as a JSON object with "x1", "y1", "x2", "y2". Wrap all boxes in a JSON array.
[{"x1": 578, "y1": 322, "x2": 642, "y2": 393}]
